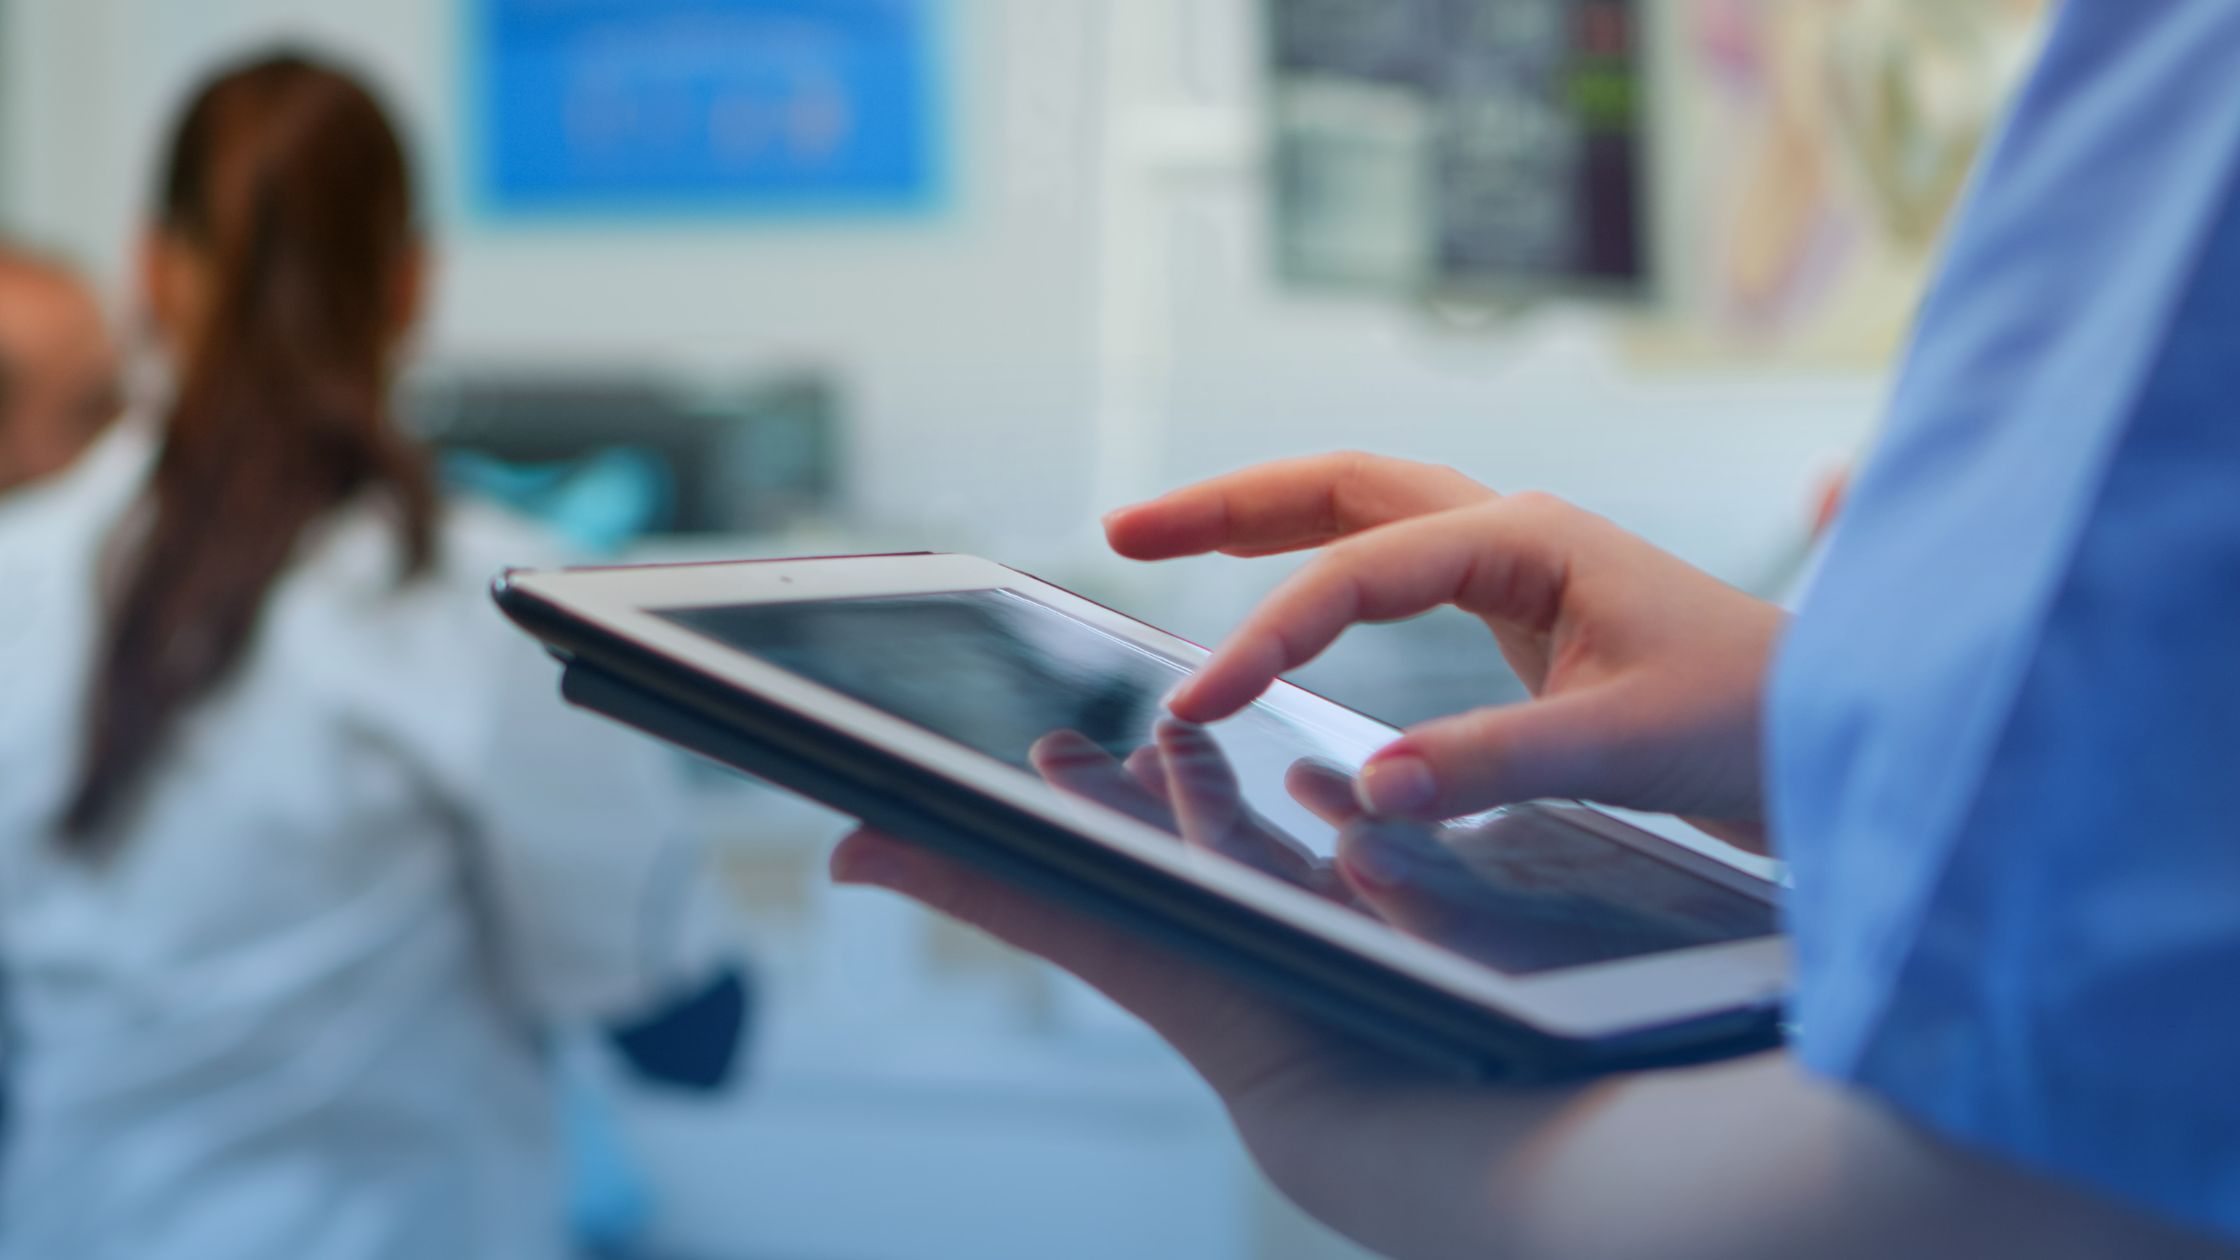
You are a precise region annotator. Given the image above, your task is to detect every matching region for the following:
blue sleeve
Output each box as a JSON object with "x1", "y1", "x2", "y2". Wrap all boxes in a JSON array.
[{"x1": 1770, "y1": 1, "x2": 2240, "y2": 1241}]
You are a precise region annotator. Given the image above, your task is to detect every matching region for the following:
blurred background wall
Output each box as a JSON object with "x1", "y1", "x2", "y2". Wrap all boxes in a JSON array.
[{"x1": 0, "y1": 0, "x2": 1958, "y2": 607}]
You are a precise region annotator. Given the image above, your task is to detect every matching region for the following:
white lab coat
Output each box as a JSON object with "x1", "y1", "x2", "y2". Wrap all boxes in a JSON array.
[{"x1": 0, "y1": 425, "x2": 735, "y2": 1260}]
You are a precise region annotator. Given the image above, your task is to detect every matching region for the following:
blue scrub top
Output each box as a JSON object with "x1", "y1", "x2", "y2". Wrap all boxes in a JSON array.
[{"x1": 1773, "y1": 1, "x2": 2240, "y2": 1241}]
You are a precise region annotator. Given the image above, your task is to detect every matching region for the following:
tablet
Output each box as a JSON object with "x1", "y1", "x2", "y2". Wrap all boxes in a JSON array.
[{"x1": 495, "y1": 552, "x2": 1788, "y2": 1080}]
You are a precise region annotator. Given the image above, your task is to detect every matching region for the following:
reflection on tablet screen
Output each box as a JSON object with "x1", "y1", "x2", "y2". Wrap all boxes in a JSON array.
[{"x1": 661, "y1": 589, "x2": 1777, "y2": 975}]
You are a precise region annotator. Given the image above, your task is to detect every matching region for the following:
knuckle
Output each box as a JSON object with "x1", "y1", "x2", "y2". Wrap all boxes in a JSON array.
[
  {"x1": 1291, "y1": 542, "x2": 1365, "y2": 602},
  {"x1": 1436, "y1": 710, "x2": 1520, "y2": 797},
  {"x1": 1328, "y1": 451, "x2": 1380, "y2": 513},
  {"x1": 1498, "y1": 489, "x2": 1569, "y2": 525},
  {"x1": 1315, "y1": 549, "x2": 1377, "y2": 614},
  {"x1": 1425, "y1": 460, "x2": 1476, "y2": 490},
  {"x1": 1265, "y1": 618, "x2": 1320, "y2": 675}
]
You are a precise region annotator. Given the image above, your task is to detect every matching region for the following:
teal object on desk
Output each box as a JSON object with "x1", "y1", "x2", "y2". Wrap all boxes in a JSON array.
[
  {"x1": 442, "y1": 448, "x2": 675, "y2": 556},
  {"x1": 1771, "y1": 2, "x2": 2240, "y2": 1243}
]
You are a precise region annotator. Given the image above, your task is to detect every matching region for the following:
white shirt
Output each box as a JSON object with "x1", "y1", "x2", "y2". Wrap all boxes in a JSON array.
[{"x1": 0, "y1": 425, "x2": 734, "y2": 1260}]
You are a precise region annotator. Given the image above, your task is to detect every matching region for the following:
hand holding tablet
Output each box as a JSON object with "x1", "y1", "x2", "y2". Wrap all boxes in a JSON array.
[{"x1": 496, "y1": 454, "x2": 1791, "y2": 1081}]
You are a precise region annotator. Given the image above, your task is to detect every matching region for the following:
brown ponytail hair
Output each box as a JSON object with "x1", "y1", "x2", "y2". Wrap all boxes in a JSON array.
[{"x1": 62, "y1": 52, "x2": 439, "y2": 847}]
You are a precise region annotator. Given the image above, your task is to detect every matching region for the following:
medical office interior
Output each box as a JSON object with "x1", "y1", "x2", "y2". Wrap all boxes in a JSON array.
[{"x1": 0, "y1": 2, "x2": 2048, "y2": 1258}]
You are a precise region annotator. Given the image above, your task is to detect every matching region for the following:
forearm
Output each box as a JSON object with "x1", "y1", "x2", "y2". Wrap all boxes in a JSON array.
[
  {"x1": 833, "y1": 800, "x2": 2224, "y2": 1258},
  {"x1": 1263, "y1": 1052, "x2": 2230, "y2": 1260}
]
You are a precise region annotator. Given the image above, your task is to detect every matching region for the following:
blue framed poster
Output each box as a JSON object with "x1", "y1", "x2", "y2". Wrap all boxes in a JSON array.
[{"x1": 471, "y1": 0, "x2": 947, "y2": 219}]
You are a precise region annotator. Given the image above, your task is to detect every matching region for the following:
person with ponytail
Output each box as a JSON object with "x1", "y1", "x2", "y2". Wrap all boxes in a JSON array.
[{"x1": 0, "y1": 51, "x2": 741, "y2": 1260}]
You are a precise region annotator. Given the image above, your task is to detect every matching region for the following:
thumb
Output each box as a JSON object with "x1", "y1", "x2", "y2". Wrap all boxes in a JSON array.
[{"x1": 1353, "y1": 683, "x2": 1663, "y2": 820}]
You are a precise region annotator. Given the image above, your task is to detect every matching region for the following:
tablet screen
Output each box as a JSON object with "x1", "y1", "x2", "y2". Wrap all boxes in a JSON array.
[{"x1": 661, "y1": 588, "x2": 1776, "y2": 975}]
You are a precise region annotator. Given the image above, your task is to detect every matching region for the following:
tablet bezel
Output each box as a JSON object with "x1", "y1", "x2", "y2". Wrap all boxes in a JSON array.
[{"x1": 501, "y1": 553, "x2": 1789, "y2": 1041}]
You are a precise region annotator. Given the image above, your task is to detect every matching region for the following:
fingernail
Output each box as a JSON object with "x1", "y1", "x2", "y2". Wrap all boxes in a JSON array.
[
  {"x1": 1357, "y1": 756, "x2": 1436, "y2": 816},
  {"x1": 1162, "y1": 679, "x2": 1196, "y2": 713}
]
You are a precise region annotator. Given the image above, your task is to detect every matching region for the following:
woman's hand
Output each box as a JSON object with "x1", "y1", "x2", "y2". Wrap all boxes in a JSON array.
[
  {"x1": 1109, "y1": 452, "x2": 1784, "y2": 851},
  {"x1": 830, "y1": 820, "x2": 1558, "y2": 1259},
  {"x1": 830, "y1": 829, "x2": 2216, "y2": 1260},
  {"x1": 824, "y1": 454, "x2": 2227, "y2": 1260}
]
